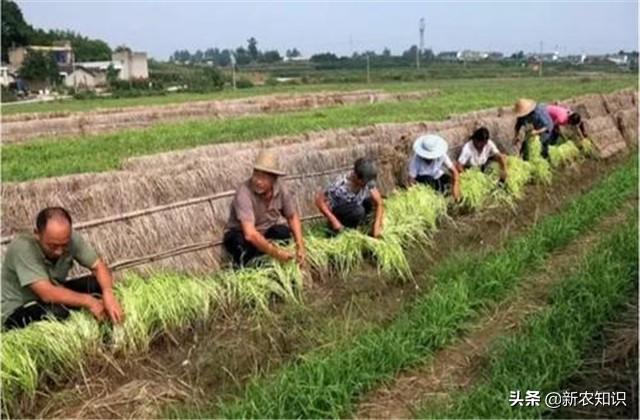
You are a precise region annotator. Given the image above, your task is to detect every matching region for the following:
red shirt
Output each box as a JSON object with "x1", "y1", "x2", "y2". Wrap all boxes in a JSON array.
[{"x1": 546, "y1": 104, "x2": 571, "y2": 126}]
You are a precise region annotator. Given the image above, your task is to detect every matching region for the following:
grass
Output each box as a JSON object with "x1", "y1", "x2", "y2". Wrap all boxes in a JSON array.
[
  {"x1": 549, "y1": 141, "x2": 582, "y2": 168},
  {"x1": 166, "y1": 154, "x2": 637, "y2": 419},
  {"x1": 422, "y1": 211, "x2": 638, "y2": 418},
  {"x1": 2, "y1": 76, "x2": 635, "y2": 182}
]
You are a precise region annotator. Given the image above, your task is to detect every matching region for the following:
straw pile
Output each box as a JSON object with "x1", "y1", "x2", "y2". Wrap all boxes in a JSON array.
[
  {"x1": 1, "y1": 89, "x2": 635, "y2": 276},
  {"x1": 1, "y1": 90, "x2": 440, "y2": 144}
]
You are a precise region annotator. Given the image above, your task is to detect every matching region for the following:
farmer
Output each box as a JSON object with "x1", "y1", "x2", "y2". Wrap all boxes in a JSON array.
[
  {"x1": 456, "y1": 127, "x2": 508, "y2": 182},
  {"x1": 512, "y1": 98, "x2": 556, "y2": 159},
  {"x1": 546, "y1": 103, "x2": 588, "y2": 140},
  {"x1": 1, "y1": 207, "x2": 124, "y2": 331},
  {"x1": 223, "y1": 150, "x2": 305, "y2": 267},
  {"x1": 315, "y1": 157, "x2": 384, "y2": 237},
  {"x1": 408, "y1": 134, "x2": 461, "y2": 201}
]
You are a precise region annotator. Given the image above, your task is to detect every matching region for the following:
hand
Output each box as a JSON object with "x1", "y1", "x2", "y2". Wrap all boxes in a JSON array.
[
  {"x1": 500, "y1": 170, "x2": 508, "y2": 183},
  {"x1": 512, "y1": 136, "x2": 521, "y2": 145},
  {"x1": 85, "y1": 296, "x2": 105, "y2": 321},
  {"x1": 276, "y1": 248, "x2": 294, "y2": 263},
  {"x1": 453, "y1": 185, "x2": 461, "y2": 202},
  {"x1": 331, "y1": 221, "x2": 344, "y2": 233},
  {"x1": 296, "y1": 247, "x2": 306, "y2": 266},
  {"x1": 371, "y1": 225, "x2": 382, "y2": 239},
  {"x1": 102, "y1": 290, "x2": 124, "y2": 324}
]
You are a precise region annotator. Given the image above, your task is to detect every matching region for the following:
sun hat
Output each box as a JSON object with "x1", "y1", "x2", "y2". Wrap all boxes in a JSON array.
[
  {"x1": 514, "y1": 98, "x2": 537, "y2": 118},
  {"x1": 253, "y1": 149, "x2": 286, "y2": 176},
  {"x1": 413, "y1": 134, "x2": 448, "y2": 160}
]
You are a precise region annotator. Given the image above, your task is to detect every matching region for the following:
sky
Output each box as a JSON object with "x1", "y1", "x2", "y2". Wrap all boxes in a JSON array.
[{"x1": 16, "y1": 1, "x2": 639, "y2": 60}]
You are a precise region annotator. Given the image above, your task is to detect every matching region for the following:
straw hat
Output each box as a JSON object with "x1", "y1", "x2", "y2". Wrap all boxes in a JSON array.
[
  {"x1": 413, "y1": 134, "x2": 448, "y2": 160},
  {"x1": 253, "y1": 149, "x2": 286, "y2": 176},
  {"x1": 514, "y1": 98, "x2": 536, "y2": 117}
]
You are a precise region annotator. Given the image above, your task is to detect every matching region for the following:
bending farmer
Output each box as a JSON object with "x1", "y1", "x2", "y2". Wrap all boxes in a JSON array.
[
  {"x1": 408, "y1": 134, "x2": 461, "y2": 201},
  {"x1": 2, "y1": 207, "x2": 124, "y2": 330},
  {"x1": 315, "y1": 158, "x2": 384, "y2": 237},
  {"x1": 513, "y1": 98, "x2": 555, "y2": 159},
  {"x1": 456, "y1": 127, "x2": 508, "y2": 182},
  {"x1": 223, "y1": 150, "x2": 305, "y2": 267}
]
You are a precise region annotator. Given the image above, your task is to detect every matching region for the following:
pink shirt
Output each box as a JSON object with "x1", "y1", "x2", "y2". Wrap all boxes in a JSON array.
[{"x1": 546, "y1": 104, "x2": 571, "y2": 126}]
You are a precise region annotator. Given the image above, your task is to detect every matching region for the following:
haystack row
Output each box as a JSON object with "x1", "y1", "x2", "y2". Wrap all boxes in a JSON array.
[
  {"x1": 1, "y1": 89, "x2": 636, "y2": 277},
  {"x1": 1, "y1": 90, "x2": 439, "y2": 143}
]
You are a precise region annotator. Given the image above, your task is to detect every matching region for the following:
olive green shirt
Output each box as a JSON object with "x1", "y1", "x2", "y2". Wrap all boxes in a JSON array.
[{"x1": 1, "y1": 232, "x2": 99, "y2": 322}]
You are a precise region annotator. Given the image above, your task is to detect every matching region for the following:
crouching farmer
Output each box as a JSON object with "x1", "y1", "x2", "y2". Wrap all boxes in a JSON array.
[
  {"x1": 513, "y1": 98, "x2": 555, "y2": 160},
  {"x1": 2, "y1": 207, "x2": 124, "y2": 330},
  {"x1": 456, "y1": 127, "x2": 508, "y2": 182},
  {"x1": 408, "y1": 134, "x2": 461, "y2": 201},
  {"x1": 223, "y1": 150, "x2": 305, "y2": 267},
  {"x1": 315, "y1": 158, "x2": 384, "y2": 237}
]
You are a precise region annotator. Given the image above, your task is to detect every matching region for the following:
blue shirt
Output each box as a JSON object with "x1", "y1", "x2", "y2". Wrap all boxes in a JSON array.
[{"x1": 515, "y1": 104, "x2": 555, "y2": 143}]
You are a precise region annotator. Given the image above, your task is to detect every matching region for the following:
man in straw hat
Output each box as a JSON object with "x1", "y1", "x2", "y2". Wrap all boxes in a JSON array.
[
  {"x1": 513, "y1": 98, "x2": 555, "y2": 159},
  {"x1": 223, "y1": 149, "x2": 305, "y2": 267},
  {"x1": 2, "y1": 207, "x2": 124, "y2": 330},
  {"x1": 315, "y1": 157, "x2": 384, "y2": 237},
  {"x1": 408, "y1": 134, "x2": 461, "y2": 201}
]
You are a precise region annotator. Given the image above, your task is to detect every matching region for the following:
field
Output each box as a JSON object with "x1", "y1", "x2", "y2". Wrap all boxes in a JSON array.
[{"x1": 0, "y1": 75, "x2": 637, "y2": 419}]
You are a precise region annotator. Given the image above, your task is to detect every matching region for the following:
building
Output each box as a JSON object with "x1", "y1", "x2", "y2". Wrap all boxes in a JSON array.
[
  {"x1": 64, "y1": 66, "x2": 108, "y2": 88},
  {"x1": 437, "y1": 51, "x2": 459, "y2": 61},
  {"x1": 112, "y1": 50, "x2": 148, "y2": 80},
  {"x1": 457, "y1": 50, "x2": 489, "y2": 61},
  {"x1": 8, "y1": 41, "x2": 74, "y2": 73},
  {"x1": 0, "y1": 66, "x2": 16, "y2": 87}
]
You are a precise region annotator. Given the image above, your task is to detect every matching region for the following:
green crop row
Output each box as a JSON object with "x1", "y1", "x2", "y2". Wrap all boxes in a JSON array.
[
  {"x1": 179, "y1": 155, "x2": 636, "y2": 419},
  {"x1": 421, "y1": 210, "x2": 638, "y2": 418},
  {"x1": 2, "y1": 77, "x2": 634, "y2": 182}
]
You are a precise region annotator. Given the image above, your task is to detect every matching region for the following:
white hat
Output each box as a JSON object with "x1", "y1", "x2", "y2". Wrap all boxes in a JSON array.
[{"x1": 413, "y1": 134, "x2": 448, "y2": 160}]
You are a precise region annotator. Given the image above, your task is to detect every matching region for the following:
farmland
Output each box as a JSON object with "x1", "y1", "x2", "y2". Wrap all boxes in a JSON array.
[{"x1": 0, "y1": 76, "x2": 637, "y2": 419}]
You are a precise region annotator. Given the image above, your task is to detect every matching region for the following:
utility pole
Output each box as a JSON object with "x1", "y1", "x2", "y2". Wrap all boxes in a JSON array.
[
  {"x1": 366, "y1": 53, "x2": 370, "y2": 83},
  {"x1": 417, "y1": 17, "x2": 425, "y2": 69},
  {"x1": 539, "y1": 41, "x2": 543, "y2": 77},
  {"x1": 230, "y1": 52, "x2": 237, "y2": 90}
]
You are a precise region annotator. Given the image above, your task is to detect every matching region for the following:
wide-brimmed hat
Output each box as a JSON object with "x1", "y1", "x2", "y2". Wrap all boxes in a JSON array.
[
  {"x1": 413, "y1": 134, "x2": 448, "y2": 160},
  {"x1": 253, "y1": 150, "x2": 286, "y2": 176},
  {"x1": 514, "y1": 98, "x2": 536, "y2": 117}
]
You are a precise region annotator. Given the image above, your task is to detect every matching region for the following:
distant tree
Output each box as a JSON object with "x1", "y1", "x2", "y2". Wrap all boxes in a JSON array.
[
  {"x1": 193, "y1": 49, "x2": 204, "y2": 62},
  {"x1": 310, "y1": 52, "x2": 339, "y2": 62},
  {"x1": 382, "y1": 47, "x2": 391, "y2": 57},
  {"x1": 247, "y1": 37, "x2": 259, "y2": 61},
  {"x1": 235, "y1": 46, "x2": 252, "y2": 65},
  {"x1": 19, "y1": 49, "x2": 60, "y2": 84},
  {"x1": 106, "y1": 63, "x2": 119, "y2": 85},
  {"x1": 114, "y1": 44, "x2": 131, "y2": 53},
  {"x1": 510, "y1": 50, "x2": 525, "y2": 60},
  {"x1": 218, "y1": 49, "x2": 232, "y2": 66},
  {"x1": 286, "y1": 48, "x2": 301, "y2": 58},
  {"x1": 260, "y1": 50, "x2": 282, "y2": 63},
  {"x1": 402, "y1": 45, "x2": 418, "y2": 60},
  {"x1": 204, "y1": 47, "x2": 216, "y2": 61},
  {"x1": 1, "y1": 0, "x2": 31, "y2": 61}
]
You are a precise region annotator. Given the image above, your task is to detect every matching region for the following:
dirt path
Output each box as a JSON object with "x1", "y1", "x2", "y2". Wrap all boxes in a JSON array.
[
  {"x1": 353, "y1": 199, "x2": 637, "y2": 419},
  {"x1": 19, "y1": 156, "x2": 630, "y2": 419}
]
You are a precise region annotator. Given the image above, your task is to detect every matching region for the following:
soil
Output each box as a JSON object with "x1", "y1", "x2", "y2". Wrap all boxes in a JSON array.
[
  {"x1": 16, "y1": 153, "x2": 633, "y2": 419},
  {"x1": 354, "y1": 199, "x2": 637, "y2": 419}
]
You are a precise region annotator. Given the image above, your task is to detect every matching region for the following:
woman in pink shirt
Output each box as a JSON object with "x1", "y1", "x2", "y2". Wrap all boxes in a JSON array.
[{"x1": 546, "y1": 104, "x2": 588, "y2": 141}]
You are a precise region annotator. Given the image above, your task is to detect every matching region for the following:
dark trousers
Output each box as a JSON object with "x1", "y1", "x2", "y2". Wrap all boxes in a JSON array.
[
  {"x1": 415, "y1": 173, "x2": 452, "y2": 194},
  {"x1": 521, "y1": 131, "x2": 559, "y2": 161},
  {"x1": 3, "y1": 275, "x2": 102, "y2": 331},
  {"x1": 331, "y1": 198, "x2": 373, "y2": 230},
  {"x1": 223, "y1": 224, "x2": 292, "y2": 267}
]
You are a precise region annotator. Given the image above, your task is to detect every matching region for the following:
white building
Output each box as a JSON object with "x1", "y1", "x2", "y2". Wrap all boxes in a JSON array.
[{"x1": 112, "y1": 50, "x2": 149, "y2": 80}]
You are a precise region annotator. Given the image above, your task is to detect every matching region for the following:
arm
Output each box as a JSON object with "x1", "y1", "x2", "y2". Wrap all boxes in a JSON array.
[
  {"x1": 370, "y1": 188, "x2": 384, "y2": 238},
  {"x1": 241, "y1": 221, "x2": 292, "y2": 262},
  {"x1": 29, "y1": 280, "x2": 105, "y2": 320},
  {"x1": 315, "y1": 191, "x2": 343, "y2": 232},
  {"x1": 451, "y1": 166, "x2": 461, "y2": 201},
  {"x1": 287, "y1": 213, "x2": 305, "y2": 265},
  {"x1": 496, "y1": 153, "x2": 508, "y2": 181},
  {"x1": 91, "y1": 259, "x2": 123, "y2": 324}
]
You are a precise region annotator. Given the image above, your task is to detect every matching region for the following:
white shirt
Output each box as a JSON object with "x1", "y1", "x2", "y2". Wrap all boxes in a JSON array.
[
  {"x1": 457, "y1": 140, "x2": 500, "y2": 168},
  {"x1": 408, "y1": 154, "x2": 455, "y2": 180}
]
